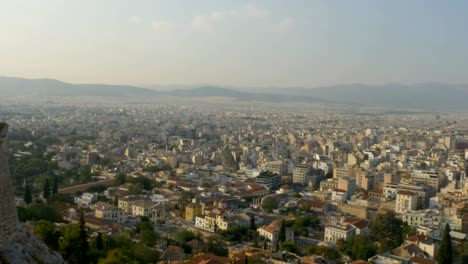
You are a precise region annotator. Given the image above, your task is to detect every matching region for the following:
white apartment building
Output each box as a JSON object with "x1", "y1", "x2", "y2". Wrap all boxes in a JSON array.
[
  {"x1": 395, "y1": 190, "x2": 418, "y2": 213},
  {"x1": 293, "y1": 165, "x2": 310, "y2": 185}
]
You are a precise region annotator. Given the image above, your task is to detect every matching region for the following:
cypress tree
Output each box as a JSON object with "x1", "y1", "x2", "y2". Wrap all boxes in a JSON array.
[
  {"x1": 52, "y1": 177, "x2": 58, "y2": 194},
  {"x1": 114, "y1": 196, "x2": 119, "y2": 207},
  {"x1": 436, "y1": 223, "x2": 453, "y2": 264},
  {"x1": 24, "y1": 185, "x2": 32, "y2": 205},
  {"x1": 278, "y1": 219, "x2": 286, "y2": 243},
  {"x1": 77, "y1": 211, "x2": 89, "y2": 263},
  {"x1": 96, "y1": 232, "x2": 104, "y2": 250},
  {"x1": 43, "y1": 179, "x2": 51, "y2": 199},
  {"x1": 277, "y1": 219, "x2": 286, "y2": 252},
  {"x1": 250, "y1": 215, "x2": 256, "y2": 230}
]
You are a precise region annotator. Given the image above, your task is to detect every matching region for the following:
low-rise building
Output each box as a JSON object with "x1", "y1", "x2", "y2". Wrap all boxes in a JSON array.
[
  {"x1": 75, "y1": 192, "x2": 98, "y2": 207},
  {"x1": 118, "y1": 196, "x2": 146, "y2": 214},
  {"x1": 93, "y1": 201, "x2": 123, "y2": 223},
  {"x1": 132, "y1": 199, "x2": 153, "y2": 217},
  {"x1": 324, "y1": 224, "x2": 356, "y2": 244}
]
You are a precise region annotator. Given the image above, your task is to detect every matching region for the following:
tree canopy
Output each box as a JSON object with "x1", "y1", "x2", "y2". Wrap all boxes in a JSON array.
[
  {"x1": 261, "y1": 196, "x2": 279, "y2": 213},
  {"x1": 436, "y1": 223, "x2": 453, "y2": 264},
  {"x1": 337, "y1": 235, "x2": 375, "y2": 261},
  {"x1": 369, "y1": 211, "x2": 404, "y2": 252}
]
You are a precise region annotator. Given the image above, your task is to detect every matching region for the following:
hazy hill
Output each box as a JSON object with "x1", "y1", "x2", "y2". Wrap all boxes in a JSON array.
[
  {"x1": 166, "y1": 86, "x2": 329, "y2": 103},
  {"x1": 0, "y1": 76, "x2": 159, "y2": 97},
  {"x1": 268, "y1": 83, "x2": 468, "y2": 112},
  {"x1": 2, "y1": 76, "x2": 468, "y2": 112}
]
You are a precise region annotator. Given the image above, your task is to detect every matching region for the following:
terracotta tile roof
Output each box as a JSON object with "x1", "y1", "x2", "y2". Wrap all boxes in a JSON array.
[
  {"x1": 409, "y1": 256, "x2": 436, "y2": 264},
  {"x1": 185, "y1": 253, "x2": 230, "y2": 264},
  {"x1": 397, "y1": 190, "x2": 416, "y2": 196}
]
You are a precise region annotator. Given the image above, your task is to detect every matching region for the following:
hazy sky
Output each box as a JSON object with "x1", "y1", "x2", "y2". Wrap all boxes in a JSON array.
[{"x1": 1, "y1": 0, "x2": 468, "y2": 87}]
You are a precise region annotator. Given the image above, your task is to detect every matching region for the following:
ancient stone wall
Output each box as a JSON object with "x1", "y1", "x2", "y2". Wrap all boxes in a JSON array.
[
  {"x1": 0, "y1": 122, "x2": 19, "y2": 243},
  {"x1": 336, "y1": 203, "x2": 368, "y2": 219}
]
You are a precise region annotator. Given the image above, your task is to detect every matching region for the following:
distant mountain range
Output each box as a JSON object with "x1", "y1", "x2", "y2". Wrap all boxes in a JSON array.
[
  {"x1": 268, "y1": 83, "x2": 468, "y2": 112},
  {"x1": 0, "y1": 76, "x2": 158, "y2": 97},
  {"x1": 1, "y1": 76, "x2": 468, "y2": 112}
]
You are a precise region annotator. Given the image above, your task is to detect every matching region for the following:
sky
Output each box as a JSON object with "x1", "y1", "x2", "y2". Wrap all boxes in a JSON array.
[{"x1": 1, "y1": 0, "x2": 468, "y2": 88}]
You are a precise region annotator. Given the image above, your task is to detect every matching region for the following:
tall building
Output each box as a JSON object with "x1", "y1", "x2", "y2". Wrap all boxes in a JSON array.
[
  {"x1": 333, "y1": 166, "x2": 350, "y2": 179},
  {"x1": 411, "y1": 170, "x2": 440, "y2": 191},
  {"x1": 338, "y1": 176, "x2": 357, "y2": 198},
  {"x1": 256, "y1": 171, "x2": 281, "y2": 190},
  {"x1": 293, "y1": 165, "x2": 310, "y2": 185},
  {"x1": 356, "y1": 172, "x2": 374, "y2": 191},
  {"x1": 265, "y1": 160, "x2": 288, "y2": 175},
  {"x1": 396, "y1": 190, "x2": 418, "y2": 213}
]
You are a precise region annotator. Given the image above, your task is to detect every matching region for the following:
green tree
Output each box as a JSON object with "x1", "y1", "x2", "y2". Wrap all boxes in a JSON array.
[
  {"x1": 140, "y1": 230, "x2": 157, "y2": 246},
  {"x1": 203, "y1": 236, "x2": 229, "y2": 257},
  {"x1": 128, "y1": 184, "x2": 143, "y2": 195},
  {"x1": 369, "y1": 211, "x2": 404, "y2": 252},
  {"x1": 436, "y1": 223, "x2": 453, "y2": 264},
  {"x1": 174, "y1": 230, "x2": 196, "y2": 243},
  {"x1": 75, "y1": 211, "x2": 89, "y2": 264},
  {"x1": 279, "y1": 220, "x2": 286, "y2": 243},
  {"x1": 114, "y1": 196, "x2": 119, "y2": 206},
  {"x1": 95, "y1": 232, "x2": 104, "y2": 250},
  {"x1": 59, "y1": 225, "x2": 81, "y2": 261},
  {"x1": 132, "y1": 243, "x2": 160, "y2": 263},
  {"x1": 280, "y1": 241, "x2": 301, "y2": 255},
  {"x1": 249, "y1": 215, "x2": 256, "y2": 230},
  {"x1": 324, "y1": 248, "x2": 343, "y2": 263},
  {"x1": 261, "y1": 196, "x2": 279, "y2": 213},
  {"x1": 78, "y1": 166, "x2": 92, "y2": 184},
  {"x1": 34, "y1": 220, "x2": 61, "y2": 250},
  {"x1": 24, "y1": 185, "x2": 32, "y2": 205},
  {"x1": 337, "y1": 235, "x2": 375, "y2": 261},
  {"x1": 52, "y1": 177, "x2": 59, "y2": 194},
  {"x1": 43, "y1": 179, "x2": 51, "y2": 199},
  {"x1": 17, "y1": 203, "x2": 63, "y2": 222},
  {"x1": 135, "y1": 221, "x2": 158, "y2": 247},
  {"x1": 115, "y1": 173, "x2": 126, "y2": 185},
  {"x1": 98, "y1": 249, "x2": 132, "y2": 264}
]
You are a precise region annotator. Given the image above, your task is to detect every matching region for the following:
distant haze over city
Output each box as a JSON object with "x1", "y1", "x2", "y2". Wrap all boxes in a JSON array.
[
  {"x1": 1, "y1": 76, "x2": 468, "y2": 112},
  {"x1": 1, "y1": 1, "x2": 468, "y2": 87}
]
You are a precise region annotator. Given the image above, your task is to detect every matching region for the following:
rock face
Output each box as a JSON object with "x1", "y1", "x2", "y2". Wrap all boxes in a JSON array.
[
  {"x1": 0, "y1": 123, "x2": 65, "y2": 264},
  {"x1": 0, "y1": 123, "x2": 19, "y2": 243},
  {"x1": 0, "y1": 225, "x2": 65, "y2": 264}
]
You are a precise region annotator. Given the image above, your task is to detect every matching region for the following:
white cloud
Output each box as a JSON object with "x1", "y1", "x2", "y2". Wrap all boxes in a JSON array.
[
  {"x1": 243, "y1": 3, "x2": 269, "y2": 17},
  {"x1": 275, "y1": 17, "x2": 296, "y2": 32},
  {"x1": 192, "y1": 4, "x2": 268, "y2": 32},
  {"x1": 128, "y1": 16, "x2": 143, "y2": 25},
  {"x1": 192, "y1": 11, "x2": 229, "y2": 32},
  {"x1": 152, "y1": 19, "x2": 175, "y2": 33}
]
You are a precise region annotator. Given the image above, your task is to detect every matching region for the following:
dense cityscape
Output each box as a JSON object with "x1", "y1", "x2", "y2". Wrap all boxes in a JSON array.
[
  {"x1": 0, "y1": 97, "x2": 467, "y2": 264},
  {"x1": 2, "y1": 1, "x2": 468, "y2": 264}
]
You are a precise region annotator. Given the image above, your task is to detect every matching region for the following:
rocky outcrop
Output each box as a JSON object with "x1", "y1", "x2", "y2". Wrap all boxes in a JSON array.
[
  {"x1": 0, "y1": 123, "x2": 65, "y2": 264},
  {"x1": 0, "y1": 123, "x2": 18, "y2": 243},
  {"x1": 0, "y1": 225, "x2": 65, "y2": 264}
]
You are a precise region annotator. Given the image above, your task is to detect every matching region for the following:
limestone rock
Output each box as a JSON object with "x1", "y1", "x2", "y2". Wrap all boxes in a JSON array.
[{"x1": 0, "y1": 224, "x2": 65, "y2": 264}]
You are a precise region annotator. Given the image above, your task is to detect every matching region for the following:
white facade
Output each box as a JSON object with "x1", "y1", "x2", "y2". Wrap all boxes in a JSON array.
[
  {"x1": 324, "y1": 224, "x2": 356, "y2": 244},
  {"x1": 293, "y1": 165, "x2": 310, "y2": 185},
  {"x1": 94, "y1": 202, "x2": 124, "y2": 223},
  {"x1": 75, "y1": 192, "x2": 98, "y2": 207},
  {"x1": 395, "y1": 191, "x2": 418, "y2": 214}
]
